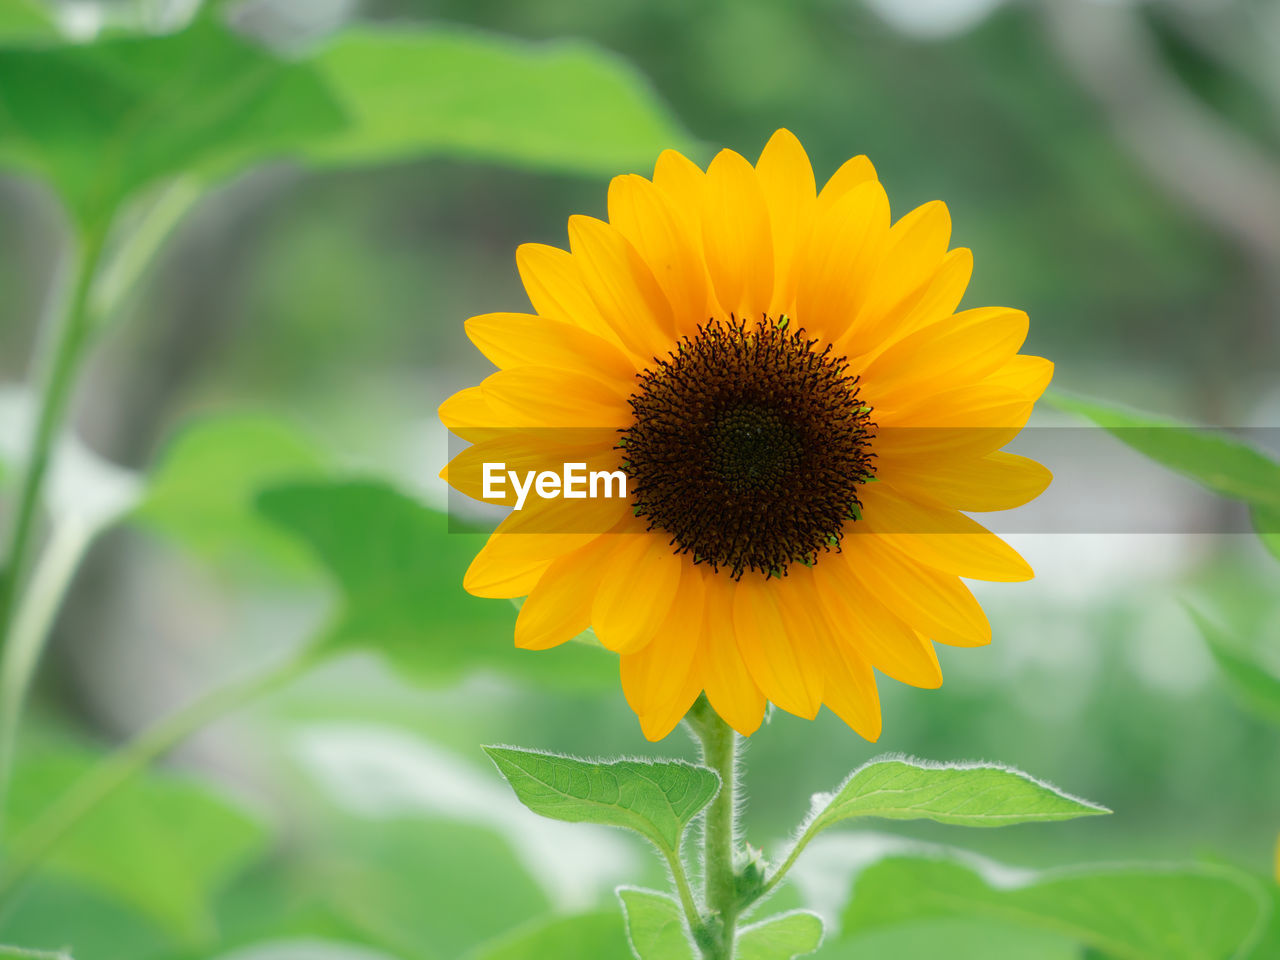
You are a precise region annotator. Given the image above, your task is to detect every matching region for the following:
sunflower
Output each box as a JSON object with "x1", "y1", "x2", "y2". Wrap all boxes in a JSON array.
[{"x1": 440, "y1": 129, "x2": 1052, "y2": 742}]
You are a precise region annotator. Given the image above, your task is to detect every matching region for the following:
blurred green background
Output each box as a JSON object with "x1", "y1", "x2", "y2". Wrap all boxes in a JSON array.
[{"x1": 0, "y1": 0, "x2": 1278, "y2": 958}]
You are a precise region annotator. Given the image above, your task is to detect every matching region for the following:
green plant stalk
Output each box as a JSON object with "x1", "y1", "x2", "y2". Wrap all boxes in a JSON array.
[
  {"x1": 0, "y1": 520, "x2": 97, "y2": 826},
  {"x1": 687, "y1": 696, "x2": 739, "y2": 960},
  {"x1": 0, "y1": 640, "x2": 323, "y2": 906},
  {"x1": 0, "y1": 225, "x2": 109, "y2": 819}
]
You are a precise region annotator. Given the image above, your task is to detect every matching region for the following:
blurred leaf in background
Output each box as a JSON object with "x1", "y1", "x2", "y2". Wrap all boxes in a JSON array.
[
  {"x1": 0, "y1": 18, "x2": 344, "y2": 228},
  {"x1": 4, "y1": 742, "x2": 266, "y2": 944},
  {"x1": 309, "y1": 27, "x2": 696, "y2": 172},
  {"x1": 256, "y1": 480, "x2": 616, "y2": 688},
  {"x1": 837, "y1": 854, "x2": 1269, "y2": 960}
]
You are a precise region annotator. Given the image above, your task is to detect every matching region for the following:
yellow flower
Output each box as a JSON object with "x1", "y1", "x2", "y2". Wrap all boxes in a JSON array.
[{"x1": 440, "y1": 129, "x2": 1052, "y2": 742}]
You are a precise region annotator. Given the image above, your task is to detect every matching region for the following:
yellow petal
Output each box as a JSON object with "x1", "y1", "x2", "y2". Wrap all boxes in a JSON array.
[
  {"x1": 888, "y1": 451, "x2": 1052, "y2": 513},
  {"x1": 883, "y1": 246, "x2": 975, "y2": 346},
  {"x1": 701, "y1": 576, "x2": 767, "y2": 736},
  {"x1": 440, "y1": 386, "x2": 516, "y2": 445},
  {"x1": 886, "y1": 382, "x2": 1036, "y2": 429},
  {"x1": 755, "y1": 129, "x2": 817, "y2": 316},
  {"x1": 811, "y1": 558, "x2": 943, "y2": 688},
  {"x1": 844, "y1": 200, "x2": 951, "y2": 352},
  {"x1": 984, "y1": 354, "x2": 1054, "y2": 399},
  {"x1": 652, "y1": 148, "x2": 707, "y2": 240},
  {"x1": 515, "y1": 243, "x2": 617, "y2": 344},
  {"x1": 592, "y1": 534, "x2": 682, "y2": 654},
  {"x1": 515, "y1": 535, "x2": 616, "y2": 649},
  {"x1": 861, "y1": 306, "x2": 1029, "y2": 414},
  {"x1": 733, "y1": 578, "x2": 822, "y2": 719},
  {"x1": 859, "y1": 483, "x2": 1034, "y2": 582},
  {"x1": 463, "y1": 534, "x2": 559, "y2": 599},
  {"x1": 568, "y1": 215, "x2": 676, "y2": 362},
  {"x1": 465, "y1": 312, "x2": 637, "y2": 384},
  {"x1": 608, "y1": 174, "x2": 710, "y2": 337},
  {"x1": 840, "y1": 536, "x2": 992, "y2": 647},
  {"x1": 794, "y1": 180, "x2": 890, "y2": 343},
  {"x1": 808, "y1": 591, "x2": 883, "y2": 741},
  {"x1": 702, "y1": 148, "x2": 775, "y2": 319},
  {"x1": 620, "y1": 566, "x2": 706, "y2": 719},
  {"x1": 481, "y1": 368, "x2": 631, "y2": 428},
  {"x1": 816, "y1": 154, "x2": 878, "y2": 211},
  {"x1": 637, "y1": 664, "x2": 703, "y2": 742}
]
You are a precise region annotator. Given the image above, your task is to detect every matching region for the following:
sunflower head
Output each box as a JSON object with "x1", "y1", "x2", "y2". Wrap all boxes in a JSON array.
[
  {"x1": 621, "y1": 316, "x2": 876, "y2": 580},
  {"x1": 441, "y1": 129, "x2": 1052, "y2": 742}
]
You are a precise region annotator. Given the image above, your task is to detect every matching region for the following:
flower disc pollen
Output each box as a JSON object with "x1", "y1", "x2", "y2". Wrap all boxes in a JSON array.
[{"x1": 620, "y1": 317, "x2": 876, "y2": 579}]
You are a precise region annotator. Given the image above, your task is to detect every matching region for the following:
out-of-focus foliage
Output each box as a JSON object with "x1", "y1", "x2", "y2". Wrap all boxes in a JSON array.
[
  {"x1": 1191, "y1": 609, "x2": 1280, "y2": 727},
  {"x1": 133, "y1": 415, "x2": 330, "y2": 573},
  {"x1": 0, "y1": 20, "x2": 344, "y2": 227},
  {"x1": 1, "y1": 0, "x2": 1278, "y2": 958},
  {"x1": 309, "y1": 28, "x2": 694, "y2": 172},
  {"x1": 256, "y1": 480, "x2": 616, "y2": 687},
  {"x1": 0, "y1": 8, "x2": 690, "y2": 231},
  {"x1": 838, "y1": 855, "x2": 1269, "y2": 960},
  {"x1": 5, "y1": 742, "x2": 265, "y2": 943},
  {"x1": 1048, "y1": 392, "x2": 1280, "y2": 517}
]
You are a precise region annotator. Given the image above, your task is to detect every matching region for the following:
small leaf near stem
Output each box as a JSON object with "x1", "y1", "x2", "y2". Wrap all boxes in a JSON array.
[
  {"x1": 685, "y1": 695, "x2": 740, "y2": 960},
  {"x1": 760, "y1": 757, "x2": 1109, "y2": 899},
  {"x1": 482, "y1": 746, "x2": 714, "y2": 933}
]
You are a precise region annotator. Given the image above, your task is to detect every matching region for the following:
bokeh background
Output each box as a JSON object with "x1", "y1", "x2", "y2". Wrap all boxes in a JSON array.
[{"x1": 0, "y1": 0, "x2": 1278, "y2": 958}]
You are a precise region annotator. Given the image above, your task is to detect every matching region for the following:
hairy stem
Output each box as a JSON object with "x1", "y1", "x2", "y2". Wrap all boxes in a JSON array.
[
  {"x1": 687, "y1": 696, "x2": 739, "y2": 960},
  {"x1": 0, "y1": 641, "x2": 322, "y2": 905}
]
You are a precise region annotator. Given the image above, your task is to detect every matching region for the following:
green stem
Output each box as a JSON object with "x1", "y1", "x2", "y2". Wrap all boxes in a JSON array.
[
  {"x1": 687, "y1": 696, "x2": 739, "y2": 960},
  {"x1": 0, "y1": 521, "x2": 96, "y2": 829},
  {"x1": 0, "y1": 641, "x2": 322, "y2": 906},
  {"x1": 758, "y1": 832, "x2": 809, "y2": 900},
  {"x1": 0, "y1": 224, "x2": 109, "y2": 817},
  {"x1": 660, "y1": 846, "x2": 702, "y2": 934}
]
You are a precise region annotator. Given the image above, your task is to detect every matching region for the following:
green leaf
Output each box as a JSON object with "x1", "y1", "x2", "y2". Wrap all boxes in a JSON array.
[
  {"x1": 310, "y1": 817, "x2": 549, "y2": 960},
  {"x1": 1045, "y1": 391, "x2": 1280, "y2": 511},
  {"x1": 1252, "y1": 505, "x2": 1280, "y2": 563},
  {"x1": 617, "y1": 888, "x2": 695, "y2": 960},
  {"x1": 827, "y1": 917, "x2": 1080, "y2": 960},
  {"x1": 483, "y1": 746, "x2": 718, "y2": 853},
  {"x1": 1189, "y1": 608, "x2": 1280, "y2": 725},
  {"x1": 736, "y1": 911, "x2": 823, "y2": 960},
  {"x1": 468, "y1": 910, "x2": 632, "y2": 960},
  {"x1": 309, "y1": 27, "x2": 693, "y2": 173},
  {"x1": 255, "y1": 479, "x2": 615, "y2": 688},
  {"x1": 0, "y1": 19, "x2": 345, "y2": 226},
  {"x1": 0, "y1": 0, "x2": 56, "y2": 44},
  {"x1": 0, "y1": 874, "x2": 172, "y2": 960},
  {"x1": 207, "y1": 943, "x2": 398, "y2": 960},
  {"x1": 805, "y1": 758, "x2": 1109, "y2": 835},
  {"x1": 5, "y1": 745, "x2": 267, "y2": 944},
  {"x1": 840, "y1": 855, "x2": 1268, "y2": 960},
  {"x1": 133, "y1": 414, "x2": 330, "y2": 573}
]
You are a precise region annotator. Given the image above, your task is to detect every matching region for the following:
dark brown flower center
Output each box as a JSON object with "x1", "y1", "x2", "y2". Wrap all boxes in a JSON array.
[{"x1": 620, "y1": 317, "x2": 875, "y2": 579}]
